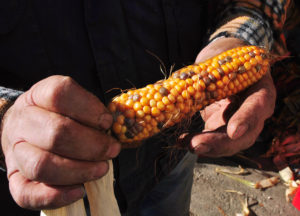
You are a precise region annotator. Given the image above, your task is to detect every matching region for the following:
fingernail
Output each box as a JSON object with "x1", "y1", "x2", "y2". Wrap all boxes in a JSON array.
[
  {"x1": 106, "y1": 142, "x2": 121, "y2": 158},
  {"x1": 232, "y1": 124, "x2": 248, "y2": 140},
  {"x1": 193, "y1": 143, "x2": 211, "y2": 155},
  {"x1": 63, "y1": 187, "x2": 85, "y2": 203},
  {"x1": 99, "y1": 113, "x2": 113, "y2": 130}
]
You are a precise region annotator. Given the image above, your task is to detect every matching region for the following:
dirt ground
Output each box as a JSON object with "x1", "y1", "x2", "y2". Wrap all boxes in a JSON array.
[{"x1": 190, "y1": 157, "x2": 300, "y2": 216}]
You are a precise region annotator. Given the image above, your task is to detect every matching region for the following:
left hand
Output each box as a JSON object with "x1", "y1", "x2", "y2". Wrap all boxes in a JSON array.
[{"x1": 183, "y1": 37, "x2": 276, "y2": 157}]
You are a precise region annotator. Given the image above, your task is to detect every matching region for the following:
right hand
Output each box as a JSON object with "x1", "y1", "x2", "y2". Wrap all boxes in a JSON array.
[{"x1": 1, "y1": 75, "x2": 121, "y2": 210}]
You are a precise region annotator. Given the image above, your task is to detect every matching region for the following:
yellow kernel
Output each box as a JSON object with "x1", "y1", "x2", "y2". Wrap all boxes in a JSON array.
[
  {"x1": 186, "y1": 78, "x2": 193, "y2": 86},
  {"x1": 222, "y1": 75, "x2": 230, "y2": 84},
  {"x1": 125, "y1": 99, "x2": 134, "y2": 108},
  {"x1": 143, "y1": 105, "x2": 151, "y2": 114},
  {"x1": 120, "y1": 93, "x2": 129, "y2": 100},
  {"x1": 228, "y1": 82, "x2": 235, "y2": 90},
  {"x1": 187, "y1": 86, "x2": 195, "y2": 95},
  {"x1": 108, "y1": 102, "x2": 117, "y2": 112},
  {"x1": 211, "y1": 61, "x2": 220, "y2": 68},
  {"x1": 182, "y1": 90, "x2": 190, "y2": 99},
  {"x1": 231, "y1": 62, "x2": 239, "y2": 70},
  {"x1": 250, "y1": 58, "x2": 257, "y2": 65},
  {"x1": 156, "y1": 113, "x2": 165, "y2": 122},
  {"x1": 198, "y1": 80, "x2": 206, "y2": 89},
  {"x1": 239, "y1": 56, "x2": 246, "y2": 63},
  {"x1": 162, "y1": 96, "x2": 170, "y2": 105},
  {"x1": 150, "y1": 118, "x2": 158, "y2": 127},
  {"x1": 167, "y1": 94, "x2": 176, "y2": 103},
  {"x1": 244, "y1": 54, "x2": 251, "y2": 60},
  {"x1": 151, "y1": 107, "x2": 161, "y2": 117},
  {"x1": 125, "y1": 109, "x2": 135, "y2": 118},
  {"x1": 221, "y1": 65, "x2": 229, "y2": 74},
  {"x1": 178, "y1": 80, "x2": 186, "y2": 88},
  {"x1": 166, "y1": 104, "x2": 175, "y2": 112},
  {"x1": 136, "y1": 110, "x2": 145, "y2": 118},
  {"x1": 216, "y1": 80, "x2": 224, "y2": 88},
  {"x1": 149, "y1": 99, "x2": 157, "y2": 107},
  {"x1": 244, "y1": 62, "x2": 251, "y2": 70},
  {"x1": 207, "y1": 83, "x2": 216, "y2": 91},
  {"x1": 113, "y1": 122, "x2": 122, "y2": 134},
  {"x1": 170, "y1": 88, "x2": 179, "y2": 97},
  {"x1": 255, "y1": 55, "x2": 263, "y2": 63},
  {"x1": 177, "y1": 95, "x2": 184, "y2": 103},
  {"x1": 157, "y1": 101, "x2": 165, "y2": 111},
  {"x1": 121, "y1": 125, "x2": 127, "y2": 133},
  {"x1": 174, "y1": 85, "x2": 182, "y2": 93},
  {"x1": 154, "y1": 92, "x2": 162, "y2": 101},
  {"x1": 140, "y1": 97, "x2": 149, "y2": 106},
  {"x1": 207, "y1": 66, "x2": 214, "y2": 73},
  {"x1": 211, "y1": 70, "x2": 221, "y2": 80},
  {"x1": 233, "y1": 79, "x2": 240, "y2": 86},
  {"x1": 145, "y1": 115, "x2": 152, "y2": 122},
  {"x1": 116, "y1": 115, "x2": 125, "y2": 124},
  {"x1": 133, "y1": 102, "x2": 142, "y2": 111},
  {"x1": 146, "y1": 93, "x2": 154, "y2": 100},
  {"x1": 176, "y1": 102, "x2": 185, "y2": 112}
]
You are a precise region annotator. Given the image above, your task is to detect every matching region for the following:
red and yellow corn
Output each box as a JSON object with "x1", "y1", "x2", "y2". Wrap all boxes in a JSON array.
[{"x1": 108, "y1": 46, "x2": 270, "y2": 144}]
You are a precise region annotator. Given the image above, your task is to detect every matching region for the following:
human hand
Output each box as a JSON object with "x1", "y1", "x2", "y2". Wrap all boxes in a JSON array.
[
  {"x1": 1, "y1": 76, "x2": 121, "y2": 209},
  {"x1": 185, "y1": 37, "x2": 276, "y2": 157}
]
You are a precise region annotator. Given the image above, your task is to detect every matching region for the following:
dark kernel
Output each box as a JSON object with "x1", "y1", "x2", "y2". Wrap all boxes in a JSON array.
[
  {"x1": 238, "y1": 66, "x2": 246, "y2": 74},
  {"x1": 224, "y1": 56, "x2": 232, "y2": 62},
  {"x1": 217, "y1": 68, "x2": 225, "y2": 76},
  {"x1": 200, "y1": 70, "x2": 208, "y2": 77},
  {"x1": 205, "y1": 92, "x2": 211, "y2": 100},
  {"x1": 131, "y1": 126, "x2": 138, "y2": 134},
  {"x1": 132, "y1": 94, "x2": 140, "y2": 101},
  {"x1": 135, "y1": 123, "x2": 144, "y2": 133},
  {"x1": 249, "y1": 52, "x2": 255, "y2": 57},
  {"x1": 211, "y1": 91, "x2": 218, "y2": 99},
  {"x1": 198, "y1": 74, "x2": 203, "y2": 79},
  {"x1": 157, "y1": 122, "x2": 164, "y2": 129},
  {"x1": 159, "y1": 87, "x2": 169, "y2": 96},
  {"x1": 203, "y1": 77, "x2": 211, "y2": 85},
  {"x1": 218, "y1": 59, "x2": 226, "y2": 65},
  {"x1": 255, "y1": 64, "x2": 262, "y2": 71},
  {"x1": 261, "y1": 53, "x2": 267, "y2": 59},
  {"x1": 208, "y1": 74, "x2": 217, "y2": 82},
  {"x1": 229, "y1": 72, "x2": 237, "y2": 80},
  {"x1": 125, "y1": 131, "x2": 134, "y2": 139},
  {"x1": 124, "y1": 118, "x2": 135, "y2": 128},
  {"x1": 188, "y1": 71, "x2": 195, "y2": 76},
  {"x1": 172, "y1": 72, "x2": 180, "y2": 79},
  {"x1": 180, "y1": 72, "x2": 189, "y2": 80}
]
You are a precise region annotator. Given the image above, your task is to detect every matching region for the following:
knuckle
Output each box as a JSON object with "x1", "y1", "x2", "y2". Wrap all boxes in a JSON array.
[
  {"x1": 47, "y1": 117, "x2": 71, "y2": 151},
  {"x1": 46, "y1": 76, "x2": 75, "y2": 110},
  {"x1": 27, "y1": 152, "x2": 49, "y2": 181}
]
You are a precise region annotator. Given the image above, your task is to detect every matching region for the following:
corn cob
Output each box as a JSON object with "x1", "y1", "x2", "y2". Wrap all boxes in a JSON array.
[{"x1": 108, "y1": 45, "x2": 270, "y2": 144}]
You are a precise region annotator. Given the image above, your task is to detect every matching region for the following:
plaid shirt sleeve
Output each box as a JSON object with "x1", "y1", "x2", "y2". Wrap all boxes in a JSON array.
[
  {"x1": 209, "y1": 0, "x2": 294, "y2": 56},
  {"x1": 0, "y1": 87, "x2": 23, "y2": 170}
]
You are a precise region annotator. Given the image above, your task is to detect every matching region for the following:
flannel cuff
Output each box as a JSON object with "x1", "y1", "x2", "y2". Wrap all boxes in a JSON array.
[{"x1": 209, "y1": 16, "x2": 273, "y2": 50}]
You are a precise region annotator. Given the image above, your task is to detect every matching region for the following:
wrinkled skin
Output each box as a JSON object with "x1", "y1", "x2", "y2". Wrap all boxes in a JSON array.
[
  {"x1": 184, "y1": 37, "x2": 276, "y2": 157},
  {"x1": 1, "y1": 76, "x2": 121, "y2": 209}
]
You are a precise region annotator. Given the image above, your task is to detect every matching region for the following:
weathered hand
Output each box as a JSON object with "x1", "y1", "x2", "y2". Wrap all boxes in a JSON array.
[
  {"x1": 1, "y1": 76, "x2": 121, "y2": 209},
  {"x1": 186, "y1": 37, "x2": 276, "y2": 157}
]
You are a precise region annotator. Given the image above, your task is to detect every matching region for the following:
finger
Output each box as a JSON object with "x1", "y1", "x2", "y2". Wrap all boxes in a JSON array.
[
  {"x1": 14, "y1": 105, "x2": 120, "y2": 161},
  {"x1": 195, "y1": 37, "x2": 246, "y2": 63},
  {"x1": 24, "y1": 75, "x2": 112, "y2": 130},
  {"x1": 12, "y1": 141, "x2": 109, "y2": 185},
  {"x1": 200, "y1": 99, "x2": 231, "y2": 131},
  {"x1": 9, "y1": 171, "x2": 85, "y2": 210},
  {"x1": 227, "y1": 72, "x2": 276, "y2": 140},
  {"x1": 189, "y1": 125, "x2": 262, "y2": 157}
]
